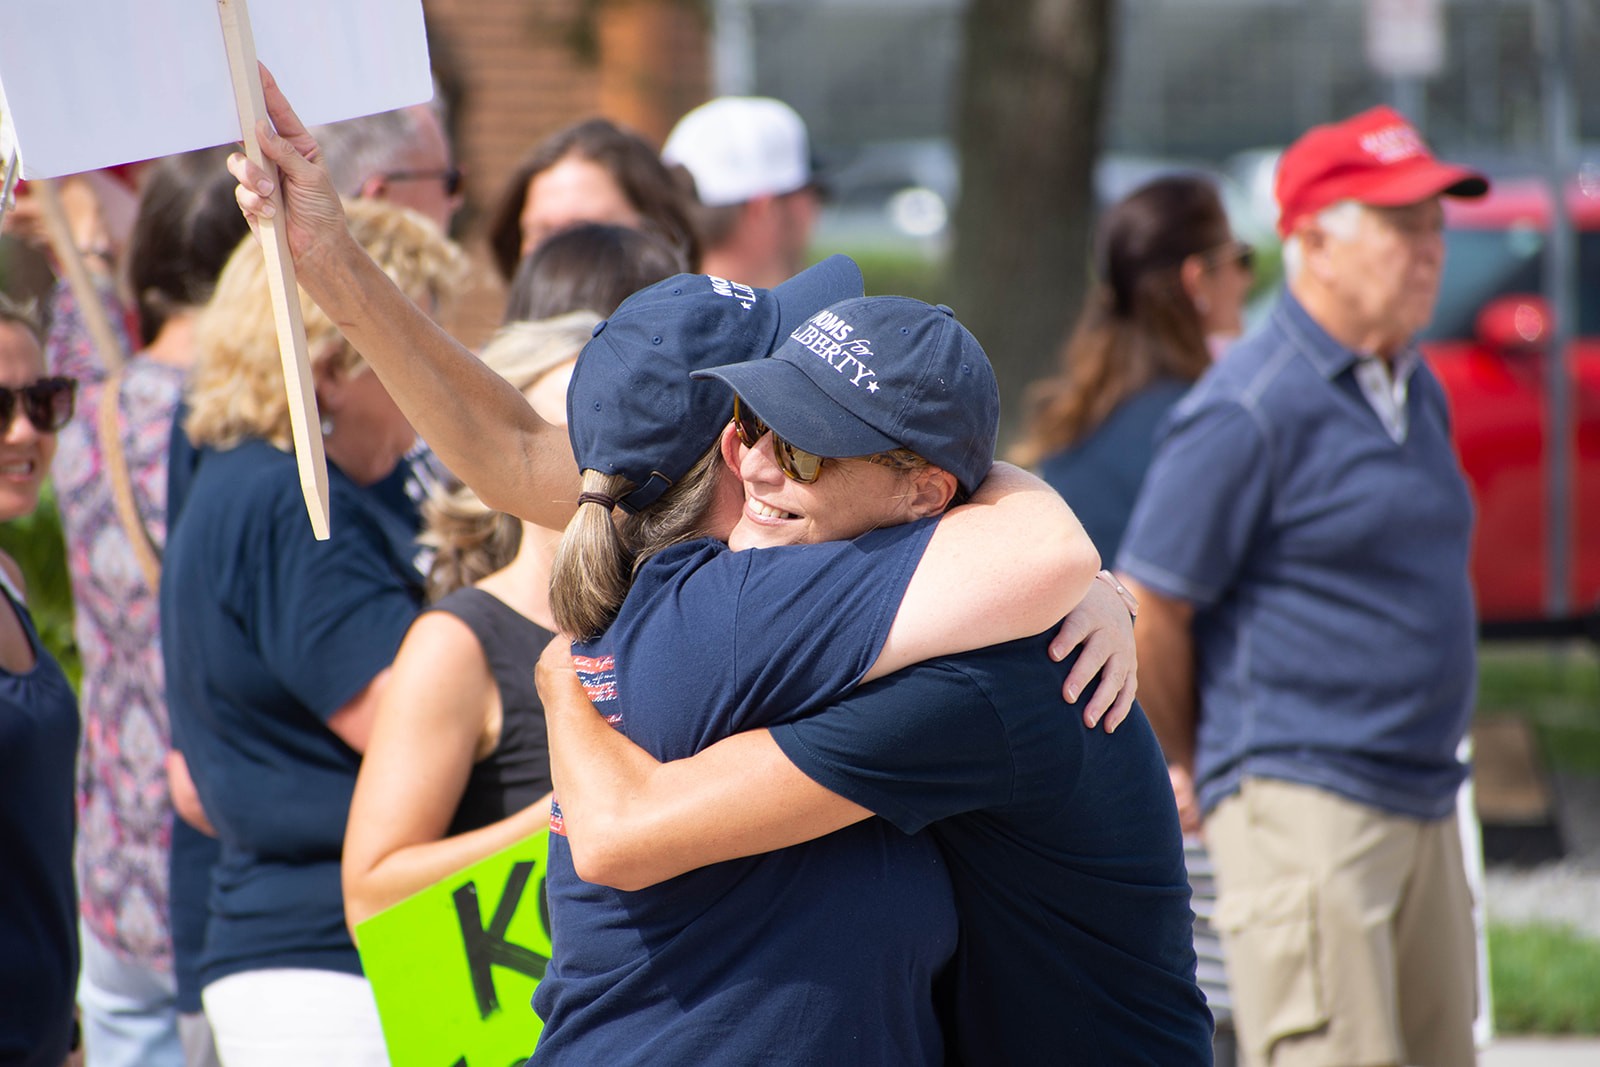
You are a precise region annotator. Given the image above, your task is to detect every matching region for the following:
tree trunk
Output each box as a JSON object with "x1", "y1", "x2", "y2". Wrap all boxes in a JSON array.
[{"x1": 949, "y1": 0, "x2": 1114, "y2": 448}]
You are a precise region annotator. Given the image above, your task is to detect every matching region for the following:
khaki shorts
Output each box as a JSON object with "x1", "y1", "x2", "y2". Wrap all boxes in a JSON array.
[{"x1": 1205, "y1": 777, "x2": 1476, "y2": 1067}]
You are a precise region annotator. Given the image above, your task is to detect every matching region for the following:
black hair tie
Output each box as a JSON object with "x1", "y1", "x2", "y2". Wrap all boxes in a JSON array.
[{"x1": 577, "y1": 491, "x2": 617, "y2": 511}]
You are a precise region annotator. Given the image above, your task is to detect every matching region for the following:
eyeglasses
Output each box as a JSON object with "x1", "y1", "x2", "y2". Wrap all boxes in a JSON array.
[
  {"x1": 732, "y1": 398, "x2": 918, "y2": 484},
  {"x1": 0, "y1": 377, "x2": 77, "y2": 434},
  {"x1": 382, "y1": 166, "x2": 464, "y2": 199},
  {"x1": 733, "y1": 397, "x2": 828, "y2": 483},
  {"x1": 1200, "y1": 239, "x2": 1255, "y2": 273}
]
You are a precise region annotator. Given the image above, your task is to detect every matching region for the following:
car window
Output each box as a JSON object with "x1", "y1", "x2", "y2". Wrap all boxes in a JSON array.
[{"x1": 1424, "y1": 227, "x2": 1600, "y2": 341}]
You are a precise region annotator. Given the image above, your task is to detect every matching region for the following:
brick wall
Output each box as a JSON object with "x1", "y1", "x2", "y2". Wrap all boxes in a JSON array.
[{"x1": 423, "y1": 0, "x2": 710, "y2": 346}]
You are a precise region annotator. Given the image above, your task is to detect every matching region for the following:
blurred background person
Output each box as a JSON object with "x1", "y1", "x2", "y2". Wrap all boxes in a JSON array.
[
  {"x1": 47, "y1": 147, "x2": 247, "y2": 1067},
  {"x1": 159, "y1": 201, "x2": 464, "y2": 1067},
  {"x1": 502, "y1": 222, "x2": 686, "y2": 325},
  {"x1": 342, "y1": 313, "x2": 596, "y2": 929},
  {"x1": 662, "y1": 96, "x2": 822, "y2": 289},
  {"x1": 0, "y1": 295, "x2": 81, "y2": 1067},
  {"x1": 314, "y1": 102, "x2": 461, "y2": 235},
  {"x1": 485, "y1": 118, "x2": 700, "y2": 283},
  {"x1": 1011, "y1": 174, "x2": 1252, "y2": 565}
]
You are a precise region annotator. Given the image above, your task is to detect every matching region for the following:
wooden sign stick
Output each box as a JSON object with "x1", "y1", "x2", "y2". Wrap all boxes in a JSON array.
[
  {"x1": 34, "y1": 178, "x2": 125, "y2": 374},
  {"x1": 216, "y1": 0, "x2": 330, "y2": 539}
]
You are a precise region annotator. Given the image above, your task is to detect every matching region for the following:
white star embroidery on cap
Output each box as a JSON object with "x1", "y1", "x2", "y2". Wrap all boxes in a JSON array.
[{"x1": 867, "y1": 381, "x2": 880, "y2": 393}]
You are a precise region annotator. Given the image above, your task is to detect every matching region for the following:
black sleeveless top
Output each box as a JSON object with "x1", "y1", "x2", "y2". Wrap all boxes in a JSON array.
[{"x1": 432, "y1": 587, "x2": 555, "y2": 836}]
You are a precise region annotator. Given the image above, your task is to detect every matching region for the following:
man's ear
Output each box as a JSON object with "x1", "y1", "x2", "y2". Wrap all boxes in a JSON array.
[
  {"x1": 906, "y1": 465, "x2": 958, "y2": 519},
  {"x1": 356, "y1": 175, "x2": 388, "y2": 203}
]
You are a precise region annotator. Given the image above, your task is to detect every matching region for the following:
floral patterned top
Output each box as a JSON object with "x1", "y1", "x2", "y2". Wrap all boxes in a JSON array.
[{"x1": 47, "y1": 280, "x2": 180, "y2": 970}]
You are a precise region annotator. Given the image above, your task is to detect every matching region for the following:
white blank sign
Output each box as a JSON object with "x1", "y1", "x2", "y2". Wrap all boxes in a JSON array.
[{"x1": 0, "y1": 0, "x2": 432, "y2": 179}]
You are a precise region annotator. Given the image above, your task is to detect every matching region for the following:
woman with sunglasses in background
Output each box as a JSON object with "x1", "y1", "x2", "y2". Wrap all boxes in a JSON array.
[
  {"x1": 0, "y1": 295, "x2": 81, "y2": 1067},
  {"x1": 1012, "y1": 174, "x2": 1254, "y2": 566}
]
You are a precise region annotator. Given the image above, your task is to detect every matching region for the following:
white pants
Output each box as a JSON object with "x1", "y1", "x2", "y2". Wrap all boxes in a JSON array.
[{"x1": 202, "y1": 969, "x2": 389, "y2": 1067}]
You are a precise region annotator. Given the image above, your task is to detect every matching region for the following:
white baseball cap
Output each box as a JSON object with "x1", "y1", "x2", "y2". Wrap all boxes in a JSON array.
[{"x1": 663, "y1": 97, "x2": 813, "y2": 207}]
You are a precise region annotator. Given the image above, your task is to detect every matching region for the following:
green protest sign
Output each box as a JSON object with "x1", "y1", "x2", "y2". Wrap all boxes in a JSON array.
[{"x1": 356, "y1": 829, "x2": 553, "y2": 1067}]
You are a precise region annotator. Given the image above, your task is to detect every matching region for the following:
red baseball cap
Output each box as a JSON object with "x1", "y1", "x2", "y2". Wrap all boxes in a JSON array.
[{"x1": 1274, "y1": 106, "x2": 1487, "y2": 237}]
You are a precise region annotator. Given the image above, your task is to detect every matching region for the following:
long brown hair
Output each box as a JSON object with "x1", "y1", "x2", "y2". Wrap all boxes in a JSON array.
[{"x1": 1011, "y1": 175, "x2": 1229, "y2": 466}]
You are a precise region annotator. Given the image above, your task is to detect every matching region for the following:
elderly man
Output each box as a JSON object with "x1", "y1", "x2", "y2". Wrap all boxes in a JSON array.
[
  {"x1": 1118, "y1": 106, "x2": 1487, "y2": 1067},
  {"x1": 663, "y1": 96, "x2": 820, "y2": 288}
]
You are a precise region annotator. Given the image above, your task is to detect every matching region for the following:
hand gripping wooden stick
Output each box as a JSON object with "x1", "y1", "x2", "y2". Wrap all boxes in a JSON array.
[{"x1": 216, "y1": 0, "x2": 331, "y2": 539}]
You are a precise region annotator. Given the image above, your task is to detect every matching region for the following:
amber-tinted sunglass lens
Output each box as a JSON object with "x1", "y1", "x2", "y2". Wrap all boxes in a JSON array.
[
  {"x1": 732, "y1": 397, "x2": 826, "y2": 483},
  {"x1": 774, "y1": 439, "x2": 824, "y2": 483},
  {"x1": 732, "y1": 397, "x2": 767, "y2": 449}
]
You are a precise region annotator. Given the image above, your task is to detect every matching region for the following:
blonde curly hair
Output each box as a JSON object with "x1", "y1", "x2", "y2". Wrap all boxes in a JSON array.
[
  {"x1": 419, "y1": 311, "x2": 600, "y2": 600},
  {"x1": 185, "y1": 199, "x2": 467, "y2": 451}
]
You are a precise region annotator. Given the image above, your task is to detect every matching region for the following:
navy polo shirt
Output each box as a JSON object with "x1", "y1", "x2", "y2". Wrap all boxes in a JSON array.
[
  {"x1": 162, "y1": 439, "x2": 423, "y2": 986},
  {"x1": 1118, "y1": 292, "x2": 1476, "y2": 820},
  {"x1": 772, "y1": 634, "x2": 1213, "y2": 1064}
]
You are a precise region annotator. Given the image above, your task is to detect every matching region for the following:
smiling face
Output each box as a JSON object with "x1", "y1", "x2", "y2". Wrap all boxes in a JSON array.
[
  {"x1": 721, "y1": 421, "x2": 951, "y2": 551},
  {"x1": 0, "y1": 321, "x2": 56, "y2": 522}
]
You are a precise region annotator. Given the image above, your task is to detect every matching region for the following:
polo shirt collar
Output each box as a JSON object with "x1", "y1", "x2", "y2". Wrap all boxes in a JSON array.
[{"x1": 1271, "y1": 290, "x2": 1420, "y2": 382}]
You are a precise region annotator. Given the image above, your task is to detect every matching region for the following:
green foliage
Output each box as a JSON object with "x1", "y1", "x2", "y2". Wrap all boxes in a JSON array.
[
  {"x1": 806, "y1": 245, "x2": 949, "y2": 308},
  {"x1": 1490, "y1": 921, "x2": 1600, "y2": 1034},
  {"x1": 1476, "y1": 645, "x2": 1600, "y2": 774},
  {"x1": 0, "y1": 485, "x2": 80, "y2": 691}
]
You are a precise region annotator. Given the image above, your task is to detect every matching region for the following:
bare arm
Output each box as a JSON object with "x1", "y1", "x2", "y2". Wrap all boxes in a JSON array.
[
  {"x1": 228, "y1": 66, "x2": 577, "y2": 528},
  {"x1": 165, "y1": 751, "x2": 216, "y2": 837},
  {"x1": 538, "y1": 639, "x2": 867, "y2": 891},
  {"x1": 342, "y1": 613, "x2": 551, "y2": 930},
  {"x1": 1121, "y1": 575, "x2": 1201, "y2": 834},
  {"x1": 324, "y1": 669, "x2": 390, "y2": 754},
  {"x1": 873, "y1": 462, "x2": 1099, "y2": 680}
]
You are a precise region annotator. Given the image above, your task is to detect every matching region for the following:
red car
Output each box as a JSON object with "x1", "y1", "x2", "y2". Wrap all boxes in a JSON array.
[{"x1": 1422, "y1": 177, "x2": 1600, "y2": 635}]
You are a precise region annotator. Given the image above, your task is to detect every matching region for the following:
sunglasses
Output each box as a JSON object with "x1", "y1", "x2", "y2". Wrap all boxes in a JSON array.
[
  {"x1": 733, "y1": 398, "x2": 915, "y2": 484},
  {"x1": 0, "y1": 376, "x2": 76, "y2": 434},
  {"x1": 382, "y1": 166, "x2": 464, "y2": 199},
  {"x1": 733, "y1": 397, "x2": 828, "y2": 483},
  {"x1": 1200, "y1": 239, "x2": 1255, "y2": 273}
]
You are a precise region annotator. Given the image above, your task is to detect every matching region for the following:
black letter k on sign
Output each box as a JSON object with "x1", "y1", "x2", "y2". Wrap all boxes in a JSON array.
[{"x1": 452, "y1": 861, "x2": 550, "y2": 1019}]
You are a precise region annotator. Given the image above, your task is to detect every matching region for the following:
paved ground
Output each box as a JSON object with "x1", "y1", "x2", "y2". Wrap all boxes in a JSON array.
[{"x1": 1479, "y1": 1035, "x2": 1600, "y2": 1065}]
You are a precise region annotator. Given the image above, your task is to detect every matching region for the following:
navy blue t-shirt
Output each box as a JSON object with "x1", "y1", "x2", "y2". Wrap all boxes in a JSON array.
[
  {"x1": 161, "y1": 439, "x2": 422, "y2": 985},
  {"x1": 0, "y1": 583, "x2": 80, "y2": 1067},
  {"x1": 535, "y1": 520, "x2": 956, "y2": 1065},
  {"x1": 773, "y1": 634, "x2": 1214, "y2": 1065},
  {"x1": 1037, "y1": 377, "x2": 1190, "y2": 564}
]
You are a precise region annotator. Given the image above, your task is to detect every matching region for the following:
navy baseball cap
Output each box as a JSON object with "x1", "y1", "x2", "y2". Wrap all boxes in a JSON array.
[
  {"x1": 567, "y1": 254, "x2": 865, "y2": 512},
  {"x1": 693, "y1": 296, "x2": 999, "y2": 495}
]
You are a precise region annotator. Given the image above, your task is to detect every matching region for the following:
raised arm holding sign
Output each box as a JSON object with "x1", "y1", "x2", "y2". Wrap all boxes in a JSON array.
[{"x1": 230, "y1": 70, "x2": 579, "y2": 530}]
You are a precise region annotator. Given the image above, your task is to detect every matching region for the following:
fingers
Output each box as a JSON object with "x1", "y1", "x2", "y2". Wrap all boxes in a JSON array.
[
  {"x1": 1100, "y1": 681, "x2": 1135, "y2": 734},
  {"x1": 257, "y1": 63, "x2": 310, "y2": 143},
  {"x1": 1061, "y1": 636, "x2": 1105, "y2": 703},
  {"x1": 1048, "y1": 614, "x2": 1087, "y2": 663}
]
